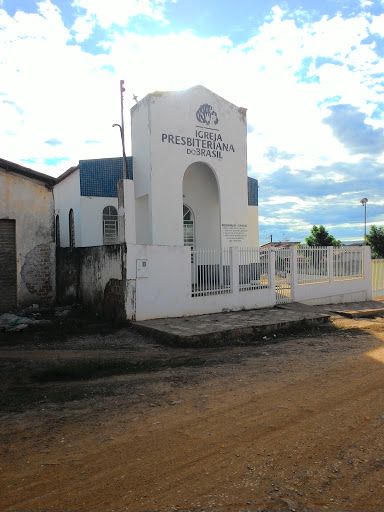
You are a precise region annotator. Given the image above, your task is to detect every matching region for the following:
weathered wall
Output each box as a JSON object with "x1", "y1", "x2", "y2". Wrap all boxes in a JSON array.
[
  {"x1": 0, "y1": 168, "x2": 55, "y2": 309},
  {"x1": 56, "y1": 244, "x2": 126, "y2": 319}
]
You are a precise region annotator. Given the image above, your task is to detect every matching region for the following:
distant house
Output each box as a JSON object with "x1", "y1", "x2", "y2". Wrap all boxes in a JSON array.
[
  {"x1": 0, "y1": 158, "x2": 56, "y2": 311},
  {"x1": 260, "y1": 241, "x2": 301, "y2": 249}
]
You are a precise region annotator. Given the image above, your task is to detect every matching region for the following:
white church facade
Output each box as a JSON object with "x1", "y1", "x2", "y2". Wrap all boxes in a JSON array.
[
  {"x1": 130, "y1": 85, "x2": 258, "y2": 249},
  {"x1": 54, "y1": 85, "x2": 259, "y2": 252}
]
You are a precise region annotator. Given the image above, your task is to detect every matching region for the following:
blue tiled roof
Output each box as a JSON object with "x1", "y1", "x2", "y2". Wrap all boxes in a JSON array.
[
  {"x1": 247, "y1": 177, "x2": 258, "y2": 206},
  {"x1": 79, "y1": 157, "x2": 133, "y2": 197}
]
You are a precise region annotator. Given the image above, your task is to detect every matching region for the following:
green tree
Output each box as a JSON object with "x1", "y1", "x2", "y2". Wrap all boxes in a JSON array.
[
  {"x1": 305, "y1": 225, "x2": 342, "y2": 247},
  {"x1": 366, "y1": 225, "x2": 384, "y2": 259}
]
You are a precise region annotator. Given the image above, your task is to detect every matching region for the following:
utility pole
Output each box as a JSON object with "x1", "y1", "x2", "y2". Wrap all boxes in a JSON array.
[
  {"x1": 113, "y1": 80, "x2": 127, "y2": 179},
  {"x1": 360, "y1": 197, "x2": 368, "y2": 244}
]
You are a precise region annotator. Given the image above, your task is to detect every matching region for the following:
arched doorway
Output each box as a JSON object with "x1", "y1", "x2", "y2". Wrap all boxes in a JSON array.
[{"x1": 182, "y1": 162, "x2": 220, "y2": 250}]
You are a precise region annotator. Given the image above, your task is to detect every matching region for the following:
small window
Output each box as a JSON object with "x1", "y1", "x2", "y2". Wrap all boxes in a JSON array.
[
  {"x1": 55, "y1": 214, "x2": 60, "y2": 247},
  {"x1": 69, "y1": 209, "x2": 75, "y2": 247},
  {"x1": 103, "y1": 206, "x2": 118, "y2": 244}
]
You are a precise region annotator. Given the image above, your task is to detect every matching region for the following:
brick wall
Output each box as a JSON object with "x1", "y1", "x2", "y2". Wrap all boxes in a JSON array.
[{"x1": 20, "y1": 243, "x2": 56, "y2": 305}]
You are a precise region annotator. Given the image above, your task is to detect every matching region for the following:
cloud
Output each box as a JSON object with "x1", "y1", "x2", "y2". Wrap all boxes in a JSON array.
[
  {"x1": 45, "y1": 138, "x2": 62, "y2": 146},
  {"x1": 2, "y1": 99, "x2": 23, "y2": 114},
  {"x1": 323, "y1": 104, "x2": 384, "y2": 155},
  {"x1": 264, "y1": 146, "x2": 298, "y2": 162},
  {"x1": 70, "y1": 0, "x2": 170, "y2": 42}
]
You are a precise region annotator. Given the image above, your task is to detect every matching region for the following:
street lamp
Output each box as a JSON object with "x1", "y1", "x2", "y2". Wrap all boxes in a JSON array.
[
  {"x1": 112, "y1": 123, "x2": 127, "y2": 179},
  {"x1": 360, "y1": 197, "x2": 368, "y2": 244},
  {"x1": 112, "y1": 79, "x2": 127, "y2": 179}
]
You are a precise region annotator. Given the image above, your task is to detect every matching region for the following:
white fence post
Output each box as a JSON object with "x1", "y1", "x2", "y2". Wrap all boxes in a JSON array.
[
  {"x1": 328, "y1": 246, "x2": 334, "y2": 282},
  {"x1": 231, "y1": 246, "x2": 240, "y2": 297},
  {"x1": 269, "y1": 248, "x2": 276, "y2": 305},
  {"x1": 364, "y1": 246, "x2": 373, "y2": 300},
  {"x1": 291, "y1": 245, "x2": 298, "y2": 301}
]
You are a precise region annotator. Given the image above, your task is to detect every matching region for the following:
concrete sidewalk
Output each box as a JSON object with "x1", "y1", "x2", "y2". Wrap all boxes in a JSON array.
[{"x1": 133, "y1": 300, "x2": 384, "y2": 345}]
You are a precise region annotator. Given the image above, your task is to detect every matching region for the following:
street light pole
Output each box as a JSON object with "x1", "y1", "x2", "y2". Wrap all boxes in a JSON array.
[
  {"x1": 112, "y1": 123, "x2": 127, "y2": 179},
  {"x1": 112, "y1": 79, "x2": 127, "y2": 179},
  {"x1": 360, "y1": 197, "x2": 368, "y2": 244}
]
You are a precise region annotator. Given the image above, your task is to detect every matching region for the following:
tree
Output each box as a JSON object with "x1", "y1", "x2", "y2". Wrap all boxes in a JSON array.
[
  {"x1": 366, "y1": 225, "x2": 384, "y2": 259},
  {"x1": 305, "y1": 225, "x2": 342, "y2": 247}
]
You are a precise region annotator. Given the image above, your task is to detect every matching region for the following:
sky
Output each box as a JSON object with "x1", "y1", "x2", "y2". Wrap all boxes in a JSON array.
[{"x1": 1, "y1": 0, "x2": 384, "y2": 244}]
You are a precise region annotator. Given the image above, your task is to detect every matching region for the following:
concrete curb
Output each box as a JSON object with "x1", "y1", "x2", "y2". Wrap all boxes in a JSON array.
[{"x1": 133, "y1": 312, "x2": 331, "y2": 347}]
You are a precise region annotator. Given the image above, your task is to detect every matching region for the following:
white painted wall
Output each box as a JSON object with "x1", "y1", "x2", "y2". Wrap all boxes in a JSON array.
[
  {"x1": 183, "y1": 162, "x2": 220, "y2": 249},
  {"x1": 131, "y1": 85, "x2": 251, "y2": 248},
  {"x1": 53, "y1": 169, "x2": 81, "y2": 247},
  {"x1": 124, "y1": 243, "x2": 276, "y2": 321},
  {"x1": 117, "y1": 179, "x2": 136, "y2": 244},
  {"x1": 80, "y1": 196, "x2": 118, "y2": 246},
  {"x1": 54, "y1": 169, "x2": 120, "y2": 247}
]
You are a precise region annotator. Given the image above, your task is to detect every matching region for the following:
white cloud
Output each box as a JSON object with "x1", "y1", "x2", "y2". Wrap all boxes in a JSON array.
[{"x1": 72, "y1": 0, "x2": 169, "y2": 32}]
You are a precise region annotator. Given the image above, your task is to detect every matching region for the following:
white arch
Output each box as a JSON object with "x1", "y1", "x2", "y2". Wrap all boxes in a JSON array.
[{"x1": 182, "y1": 162, "x2": 221, "y2": 250}]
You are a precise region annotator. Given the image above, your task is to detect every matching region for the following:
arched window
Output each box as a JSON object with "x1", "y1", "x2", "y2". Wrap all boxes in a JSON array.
[
  {"x1": 103, "y1": 206, "x2": 118, "y2": 244},
  {"x1": 69, "y1": 209, "x2": 75, "y2": 247},
  {"x1": 183, "y1": 204, "x2": 195, "y2": 248},
  {"x1": 55, "y1": 214, "x2": 60, "y2": 247}
]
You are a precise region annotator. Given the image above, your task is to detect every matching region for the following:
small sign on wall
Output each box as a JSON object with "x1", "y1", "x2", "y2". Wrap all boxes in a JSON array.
[
  {"x1": 222, "y1": 223, "x2": 248, "y2": 244},
  {"x1": 136, "y1": 259, "x2": 149, "y2": 278}
]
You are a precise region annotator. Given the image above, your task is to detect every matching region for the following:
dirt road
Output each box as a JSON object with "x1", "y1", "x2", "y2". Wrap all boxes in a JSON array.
[{"x1": 2, "y1": 314, "x2": 384, "y2": 511}]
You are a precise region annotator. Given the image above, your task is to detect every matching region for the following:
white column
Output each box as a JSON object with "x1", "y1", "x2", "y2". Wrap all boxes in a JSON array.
[{"x1": 118, "y1": 179, "x2": 136, "y2": 245}]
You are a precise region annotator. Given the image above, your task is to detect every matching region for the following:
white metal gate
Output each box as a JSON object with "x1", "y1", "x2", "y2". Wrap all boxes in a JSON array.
[{"x1": 274, "y1": 248, "x2": 292, "y2": 304}]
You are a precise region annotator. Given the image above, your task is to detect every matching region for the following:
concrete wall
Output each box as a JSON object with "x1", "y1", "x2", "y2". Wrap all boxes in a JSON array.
[
  {"x1": 0, "y1": 168, "x2": 55, "y2": 308},
  {"x1": 124, "y1": 244, "x2": 276, "y2": 321},
  {"x1": 131, "y1": 85, "x2": 251, "y2": 248},
  {"x1": 56, "y1": 244, "x2": 126, "y2": 319}
]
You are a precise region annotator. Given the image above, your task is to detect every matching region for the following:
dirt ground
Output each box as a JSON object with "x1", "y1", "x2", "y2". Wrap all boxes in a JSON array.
[{"x1": 1, "y1": 310, "x2": 384, "y2": 511}]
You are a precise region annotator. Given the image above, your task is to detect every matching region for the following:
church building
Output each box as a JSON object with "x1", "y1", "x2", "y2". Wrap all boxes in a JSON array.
[{"x1": 54, "y1": 85, "x2": 259, "y2": 251}]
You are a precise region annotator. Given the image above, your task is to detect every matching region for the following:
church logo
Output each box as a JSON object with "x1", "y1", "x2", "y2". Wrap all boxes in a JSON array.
[{"x1": 196, "y1": 104, "x2": 218, "y2": 126}]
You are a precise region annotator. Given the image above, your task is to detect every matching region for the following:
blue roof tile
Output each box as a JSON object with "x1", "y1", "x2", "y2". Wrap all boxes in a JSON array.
[{"x1": 79, "y1": 157, "x2": 133, "y2": 197}]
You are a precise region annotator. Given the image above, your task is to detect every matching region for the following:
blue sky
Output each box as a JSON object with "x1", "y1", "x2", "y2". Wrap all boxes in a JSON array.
[{"x1": 1, "y1": 0, "x2": 384, "y2": 244}]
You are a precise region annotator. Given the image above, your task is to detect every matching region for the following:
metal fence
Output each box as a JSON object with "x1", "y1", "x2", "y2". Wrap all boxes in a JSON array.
[
  {"x1": 239, "y1": 247, "x2": 270, "y2": 291},
  {"x1": 191, "y1": 248, "x2": 232, "y2": 297},
  {"x1": 296, "y1": 246, "x2": 364, "y2": 282},
  {"x1": 333, "y1": 247, "x2": 363, "y2": 280},
  {"x1": 372, "y1": 258, "x2": 384, "y2": 298},
  {"x1": 191, "y1": 246, "x2": 366, "y2": 299},
  {"x1": 297, "y1": 246, "x2": 329, "y2": 284}
]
